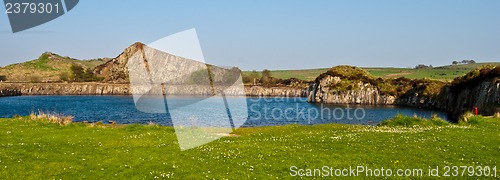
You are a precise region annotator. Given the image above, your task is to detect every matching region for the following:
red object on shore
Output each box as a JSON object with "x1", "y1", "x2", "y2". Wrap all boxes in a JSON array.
[{"x1": 472, "y1": 107, "x2": 479, "y2": 115}]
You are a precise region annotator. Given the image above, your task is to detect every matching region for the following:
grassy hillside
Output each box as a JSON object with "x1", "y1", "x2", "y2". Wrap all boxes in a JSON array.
[
  {"x1": 244, "y1": 63, "x2": 500, "y2": 81},
  {"x1": 0, "y1": 53, "x2": 107, "y2": 82},
  {"x1": 0, "y1": 116, "x2": 498, "y2": 179}
]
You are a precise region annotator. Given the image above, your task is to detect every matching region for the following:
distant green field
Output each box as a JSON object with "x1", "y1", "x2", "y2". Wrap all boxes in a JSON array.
[
  {"x1": 244, "y1": 63, "x2": 500, "y2": 81},
  {"x1": 0, "y1": 116, "x2": 498, "y2": 179}
]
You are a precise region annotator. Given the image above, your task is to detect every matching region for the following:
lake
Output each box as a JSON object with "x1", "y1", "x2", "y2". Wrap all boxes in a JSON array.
[{"x1": 0, "y1": 96, "x2": 449, "y2": 127}]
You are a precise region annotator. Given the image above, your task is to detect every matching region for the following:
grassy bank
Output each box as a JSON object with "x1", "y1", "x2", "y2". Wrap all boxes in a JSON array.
[{"x1": 0, "y1": 116, "x2": 498, "y2": 179}]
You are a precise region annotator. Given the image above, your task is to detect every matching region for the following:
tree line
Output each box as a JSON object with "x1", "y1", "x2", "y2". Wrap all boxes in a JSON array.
[{"x1": 60, "y1": 64, "x2": 103, "y2": 82}]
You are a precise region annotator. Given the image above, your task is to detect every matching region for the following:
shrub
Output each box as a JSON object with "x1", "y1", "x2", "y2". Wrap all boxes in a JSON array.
[
  {"x1": 458, "y1": 111, "x2": 486, "y2": 125},
  {"x1": 451, "y1": 66, "x2": 500, "y2": 92},
  {"x1": 378, "y1": 114, "x2": 449, "y2": 127},
  {"x1": 242, "y1": 70, "x2": 260, "y2": 84},
  {"x1": 29, "y1": 111, "x2": 74, "y2": 125},
  {"x1": 415, "y1": 64, "x2": 433, "y2": 69},
  {"x1": 260, "y1": 69, "x2": 273, "y2": 85},
  {"x1": 30, "y1": 75, "x2": 41, "y2": 83},
  {"x1": 70, "y1": 64, "x2": 103, "y2": 82},
  {"x1": 189, "y1": 69, "x2": 212, "y2": 85},
  {"x1": 221, "y1": 67, "x2": 242, "y2": 85},
  {"x1": 59, "y1": 72, "x2": 71, "y2": 82}
]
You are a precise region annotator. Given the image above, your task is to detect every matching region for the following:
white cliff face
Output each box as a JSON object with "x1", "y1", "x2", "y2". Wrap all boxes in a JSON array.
[{"x1": 307, "y1": 75, "x2": 396, "y2": 105}]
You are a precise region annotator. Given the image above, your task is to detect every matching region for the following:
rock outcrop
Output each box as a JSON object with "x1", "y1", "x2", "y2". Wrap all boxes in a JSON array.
[
  {"x1": 446, "y1": 78, "x2": 500, "y2": 120},
  {"x1": 308, "y1": 76, "x2": 396, "y2": 105},
  {"x1": 246, "y1": 86, "x2": 308, "y2": 97},
  {"x1": 307, "y1": 66, "x2": 500, "y2": 121},
  {"x1": 0, "y1": 83, "x2": 130, "y2": 96},
  {"x1": 0, "y1": 87, "x2": 21, "y2": 97},
  {"x1": 0, "y1": 83, "x2": 306, "y2": 97},
  {"x1": 94, "y1": 42, "x2": 241, "y2": 84}
]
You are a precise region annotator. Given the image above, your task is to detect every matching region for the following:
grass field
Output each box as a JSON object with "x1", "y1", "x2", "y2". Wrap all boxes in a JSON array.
[
  {"x1": 0, "y1": 116, "x2": 498, "y2": 179},
  {"x1": 244, "y1": 63, "x2": 500, "y2": 81},
  {"x1": 0, "y1": 53, "x2": 106, "y2": 82}
]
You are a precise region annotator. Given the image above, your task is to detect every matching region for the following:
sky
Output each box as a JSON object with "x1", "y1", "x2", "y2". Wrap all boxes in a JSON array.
[{"x1": 0, "y1": 0, "x2": 499, "y2": 70}]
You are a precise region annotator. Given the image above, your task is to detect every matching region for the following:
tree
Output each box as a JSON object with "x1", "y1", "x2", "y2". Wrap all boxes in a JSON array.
[
  {"x1": 452, "y1": 61, "x2": 459, "y2": 65},
  {"x1": 460, "y1": 60, "x2": 476, "y2": 64},
  {"x1": 262, "y1": 69, "x2": 272, "y2": 78},
  {"x1": 260, "y1": 69, "x2": 274, "y2": 85},
  {"x1": 70, "y1": 64, "x2": 103, "y2": 82},
  {"x1": 221, "y1": 67, "x2": 242, "y2": 85},
  {"x1": 414, "y1": 64, "x2": 432, "y2": 69},
  {"x1": 243, "y1": 70, "x2": 261, "y2": 85},
  {"x1": 70, "y1": 64, "x2": 85, "y2": 82},
  {"x1": 0, "y1": 75, "x2": 6, "y2": 82},
  {"x1": 59, "y1": 72, "x2": 70, "y2": 82}
]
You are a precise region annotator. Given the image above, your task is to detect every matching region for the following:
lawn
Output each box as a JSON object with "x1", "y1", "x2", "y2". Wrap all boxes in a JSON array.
[{"x1": 0, "y1": 116, "x2": 498, "y2": 179}]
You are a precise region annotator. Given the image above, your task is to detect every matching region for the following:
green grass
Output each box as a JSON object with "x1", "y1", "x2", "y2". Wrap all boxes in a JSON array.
[
  {"x1": 0, "y1": 116, "x2": 498, "y2": 179},
  {"x1": 0, "y1": 53, "x2": 107, "y2": 82},
  {"x1": 244, "y1": 63, "x2": 500, "y2": 81},
  {"x1": 378, "y1": 114, "x2": 450, "y2": 127}
]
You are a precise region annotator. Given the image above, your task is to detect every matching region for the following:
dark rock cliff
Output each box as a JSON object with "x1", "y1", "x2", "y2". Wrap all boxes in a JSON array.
[{"x1": 307, "y1": 66, "x2": 500, "y2": 121}]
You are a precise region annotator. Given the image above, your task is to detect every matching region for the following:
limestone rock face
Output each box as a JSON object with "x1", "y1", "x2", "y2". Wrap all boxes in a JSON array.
[
  {"x1": 307, "y1": 68, "x2": 500, "y2": 121},
  {"x1": 307, "y1": 75, "x2": 396, "y2": 105},
  {"x1": 0, "y1": 87, "x2": 21, "y2": 97},
  {"x1": 94, "y1": 42, "x2": 244, "y2": 85},
  {"x1": 246, "y1": 86, "x2": 308, "y2": 97},
  {"x1": 0, "y1": 83, "x2": 130, "y2": 96},
  {"x1": 93, "y1": 43, "x2": 144, "y2": 83},
  {"x1": 445, "y1": 78, "x2": 500, "y2": 119},
  {"x1": 0, "y1": 83, "x2": 307, "y2": 97}
]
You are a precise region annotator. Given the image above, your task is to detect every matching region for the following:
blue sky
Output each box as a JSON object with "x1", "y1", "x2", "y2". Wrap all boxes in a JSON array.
[{"x1": 0, "y1": 0, "x2": 499, "y2": 70}]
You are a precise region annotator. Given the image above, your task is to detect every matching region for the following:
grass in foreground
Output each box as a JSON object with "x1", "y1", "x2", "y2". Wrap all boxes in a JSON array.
[{"x1": 0, "y1": 116, "x2": 498, "y2": 179}]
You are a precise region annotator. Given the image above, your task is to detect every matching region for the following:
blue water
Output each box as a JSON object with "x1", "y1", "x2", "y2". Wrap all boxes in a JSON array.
[{"x1": 0, "y1": 96, "x2": 449, "y2": 127}]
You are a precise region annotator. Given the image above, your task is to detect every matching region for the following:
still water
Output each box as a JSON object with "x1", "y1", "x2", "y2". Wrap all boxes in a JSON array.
[{"x1": 0, "y1": 96, "x2": 448, "y2": 127}]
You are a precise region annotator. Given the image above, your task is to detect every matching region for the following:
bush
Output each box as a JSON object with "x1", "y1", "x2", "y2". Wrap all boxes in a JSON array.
[
  {"x1": 59, "y1": 72, "x2": 70, "y2": 82},
  {"x1": 458, "y1": 111, "x2": 485, "y2": 125},
  {"x1": 70, "y1": 64, "x2": 103, "y2": 82},
  {"x1": 221, "y1": 67, "x2": 242, "y2": 85},
  {"x1": 260, "y1": 69, "x2": 273, "y2": 85},
  {"x1": 242, "y1": 70, "x2": 260, "y2": 84},
  {"x1": 0, "y1": 75, "x2": 6, "y2": 81},
  {"x1": 29, "y1": 111, "x2": 74, "y2": 125},
  {"x1": 415, "y1": 64, "x2": 433, "y2": 69},
  {"x1": 189, "y1": 69, "x2": 213, "y2": 85},
  {"x1": 378, "y1": 114, "x2": 449, "y2": 127},
  {"x1": 30, "y1": 75, "x2": 41, "y2": 83},
  {"x1": 451, "y1": 66, "x2": 500, "y2": 92}
]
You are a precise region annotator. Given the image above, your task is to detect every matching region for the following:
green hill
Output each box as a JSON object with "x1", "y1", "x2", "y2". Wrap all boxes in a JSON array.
[
  {"x1": 0, "y1": 53, "x2": 108, "y2": 82},
  {"x1": 244, "y1": 62, "x2": 500, "y2": 81}
]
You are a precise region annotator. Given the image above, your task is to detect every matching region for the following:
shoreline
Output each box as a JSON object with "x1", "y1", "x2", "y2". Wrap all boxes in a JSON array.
[{"x1": 0, "y1": 82, "x2": 308, "y2": 97}]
